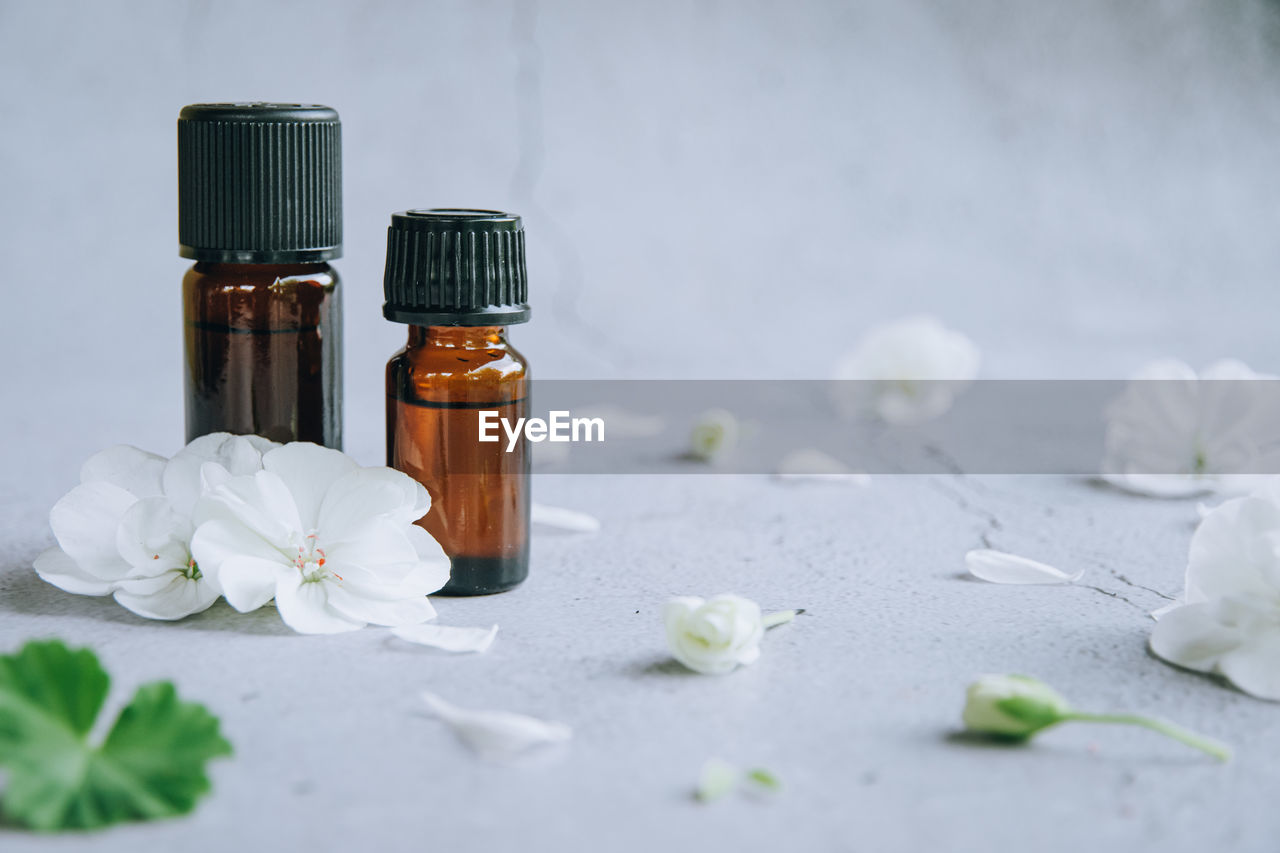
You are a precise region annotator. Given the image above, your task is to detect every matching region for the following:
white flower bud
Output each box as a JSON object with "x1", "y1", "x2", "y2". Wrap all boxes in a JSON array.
[
  {"x1": 962, "y1": 674, "x2": 1070, "y2": 738},
  {"x1": 664, "y1": 594, "x2": 764, "y2": 675},
  {"x1": 689, "y1": 409, "x2": 739, "y2": 463}
]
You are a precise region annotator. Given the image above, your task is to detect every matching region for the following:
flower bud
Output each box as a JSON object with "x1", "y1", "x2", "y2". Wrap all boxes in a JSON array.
[
  {"x1": 689, "y1": 409, "x2": 739, "y2": 463},
  {"x1": 664, "y1": 594, "x2": 764, "y2": 675},
  {"x1": 962, "y1": 674, "x2": 1071, "y2": 738}
]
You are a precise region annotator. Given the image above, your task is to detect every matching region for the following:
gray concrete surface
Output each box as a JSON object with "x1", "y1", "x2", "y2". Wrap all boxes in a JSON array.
[{"x1": 3, "y1": 1, "x2": 1280, "y2": 850}]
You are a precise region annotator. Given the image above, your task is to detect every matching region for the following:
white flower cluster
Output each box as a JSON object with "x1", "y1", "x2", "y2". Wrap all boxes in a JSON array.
[
  {"x1": 832, "y1": 315, "x2": 980, "y2": 425},
  {"x1": 35, "y1": 434, "x2": 450, "y2": 634},
  {"x1": 1103, "y1": 358, "x2": 1280, "y2": 497}
]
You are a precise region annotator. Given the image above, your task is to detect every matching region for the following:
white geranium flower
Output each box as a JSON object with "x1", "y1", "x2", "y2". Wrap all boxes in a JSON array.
[
  {"x1": 1102, "y1": 359, "x2": 1280, "y2": 497},
  {"x1": 1150, "y1": 479, "x2": 1280, "y2": 700},
  {"x1": 34, "y1": 433, "x2": 277, "y2": 620},
  {"x1": 190, "y1": 443, "x2": 450, "y2": 634},
  {"x1": 664, "y1": 594, "x2": 798, "y2": 675},
  {"x1": 832, "y1": 315, "x2": 980, "y2": 425}
]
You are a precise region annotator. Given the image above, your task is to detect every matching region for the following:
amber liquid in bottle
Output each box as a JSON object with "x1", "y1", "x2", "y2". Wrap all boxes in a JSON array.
[
  {"x1": 387, "y1": 326, "x2": 529, "y2": 595},
  {"x1": 184, "y1": 262, "x2": 342, "y2": 447}
]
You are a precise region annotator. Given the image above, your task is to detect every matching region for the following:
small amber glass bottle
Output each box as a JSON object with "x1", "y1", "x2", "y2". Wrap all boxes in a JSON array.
[
  {"x1": 178, "y1": 103, "x2": 343, "y2": 447},
  {"x1": 383, "y1": 210, "x2": 531, "y2": 595}
]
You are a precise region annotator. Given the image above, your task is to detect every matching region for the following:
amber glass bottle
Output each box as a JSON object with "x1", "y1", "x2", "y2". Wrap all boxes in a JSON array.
[
  {"x1": 178, "y1": 103, "x2": 343, "y2": 447},
  {"x1": 383, "y1": 210, "x2": 531, "y2": 595}
]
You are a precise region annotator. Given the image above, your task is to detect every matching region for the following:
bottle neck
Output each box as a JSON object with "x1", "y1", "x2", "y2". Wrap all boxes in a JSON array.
[
  {"x1": 194, "y1": 261, "x2": 331, "y2": 275},
  {"x1": 407, "y1": 325, "x2": 508, "y2": 348}
]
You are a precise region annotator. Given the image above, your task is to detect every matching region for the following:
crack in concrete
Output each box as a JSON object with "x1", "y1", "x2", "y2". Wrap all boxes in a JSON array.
[
  {"x1": 926, "y1": 474, "x2": 1004, "y2": 545},
  {"x1": 1108, "y1": 570, "x2": 1177, "y2": 601},
  {"x1": 1077, "y1": 583, "x2": 1145, "y2": 612},
  {"x1": 923, "y1": 455, "x2": 1160, "y2": 614}
]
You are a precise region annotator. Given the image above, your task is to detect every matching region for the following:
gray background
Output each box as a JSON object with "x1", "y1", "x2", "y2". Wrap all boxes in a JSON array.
[{"x1": 2, "y1": 1, "x2": 1280, "y2": 851}]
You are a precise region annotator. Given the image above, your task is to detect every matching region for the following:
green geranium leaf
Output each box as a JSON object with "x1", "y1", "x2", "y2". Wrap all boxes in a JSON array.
[{"x1": 0, "y1": 639, "x2": 231, "y2": 831}]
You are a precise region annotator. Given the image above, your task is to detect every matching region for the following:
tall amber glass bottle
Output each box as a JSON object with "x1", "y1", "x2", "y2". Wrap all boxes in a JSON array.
[
  {"x1": 383, "y1": 210, "x2": 531, "y2": 595},
  {"x1": 178, "y1": 103, "x2": 343, "y2": 447}
]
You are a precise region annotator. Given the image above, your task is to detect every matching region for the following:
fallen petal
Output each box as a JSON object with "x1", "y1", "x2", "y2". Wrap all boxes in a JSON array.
[
  {"x1": 392, "y1": 623, "x2": 498, "y2": 653},
  {"x1": 1101, "y1": 473, "x2": 1216, "y2": 498},
  {"x1": 420, "y1": 691, "x2": 571, "y2": 761},
  {"x1": 695, "y1": 758, "x2": 739, "y2": 803},
  {"x1": 531, "y1": 503, "x2": 601, "y2": 533},
  {"x1": 773, "y1": 449, "x2": 871, "y2": 485},
  {"x1": 964, "y1": 549, "x2": 1083, "y2": 585}
]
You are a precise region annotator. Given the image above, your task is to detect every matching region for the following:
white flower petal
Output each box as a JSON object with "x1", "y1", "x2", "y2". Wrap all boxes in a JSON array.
[
  {"x1": 261, "y1": 443, "x2": 360, "y2": 530},
  {"x1": 323, "y1": 518, "x2": 422, "y2": 571},
  {"x1": 317, "y1": 467, "x2": 430, "y2": 539},
  {"x1": 199, "y1": 461, "x2": 235, "y2": 494},
  {"x1": 406, "y1": 524, "x2": 451, "y2": 569},
  {"x1": 1100, "y1": 473, "x2": 1216, "y2": 498},
  {"x1": 1217, "y1": 627, "x2": 1280, "y2": 701},
  {"x1": 395, "y1": 556, "x2": 451, "y2": 599},
  {"x1": 696, "y1": 758, "x2": 740, "y2": 802},
  {"x1": 48, "y1": 481, "x2": 137, "y2": 580},
  {"x1": 1149, "y1": 600, "x2": 1247, "y2": 673},
  {"x1": 80, "y1": 445, "x2": 166, "y2": 498},
  {"x1": 274, "y1": 578, "x2": 362, "y2": 634},
  {"x1": 33, "y1": 547, "x2": 116, "y2": 596},
  {"x1": 115, "y1": 497, "x2": 192, "y2": 572},
  {"x1": 189, "y1": 518, "x2": 291, "y2": 578},
  {"x1": 392, "y1": 623, "x2": 498, "y2": 653},
  {"x1": 774, "y1": 449, "x2": 871, "y2": 485},
  {"x1": 1184, "y1": 495, "x2": 1280, "y2": 603},
  {"x1": 214, "y1": 555, "x2": 290, "y2": 612},
  {"x1": 1150, "y1": 594, "x2": 1280, "y2": 699},
  {"x1": 420, "y1": 691, "x2": 571, "y2": 761},
  {"x1": 964, "y1": 549, "x2": 1083, "y2": 585},
  {"x1": 530, "y1": 503, "x2": 601, "y2": 533},
  {"x1": 193, "y1": 470, "x2": 304, "y2": 546},
  {"x1": 163, "y1": 432, "x2": 277, "y2": 515},
  {"x1": 114, "y1": 573, "x2": 220, "y2": 620},
  {"x1": 324, "y1": 566, "x2": 439, "y2": 627}
]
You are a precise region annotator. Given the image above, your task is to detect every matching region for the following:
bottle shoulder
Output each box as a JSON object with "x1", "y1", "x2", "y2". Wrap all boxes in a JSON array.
[{"x1": 387, "y1": 337, "x2": 528, "y2": 402}]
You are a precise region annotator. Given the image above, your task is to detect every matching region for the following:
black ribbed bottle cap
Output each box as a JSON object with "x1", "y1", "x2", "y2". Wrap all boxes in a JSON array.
[
  {"x1": 178, "y1": 103, "x2": 342, "y2": 263},
  {"x1": 382, "y1": 209, "x2": 530, "y2": 326}
]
